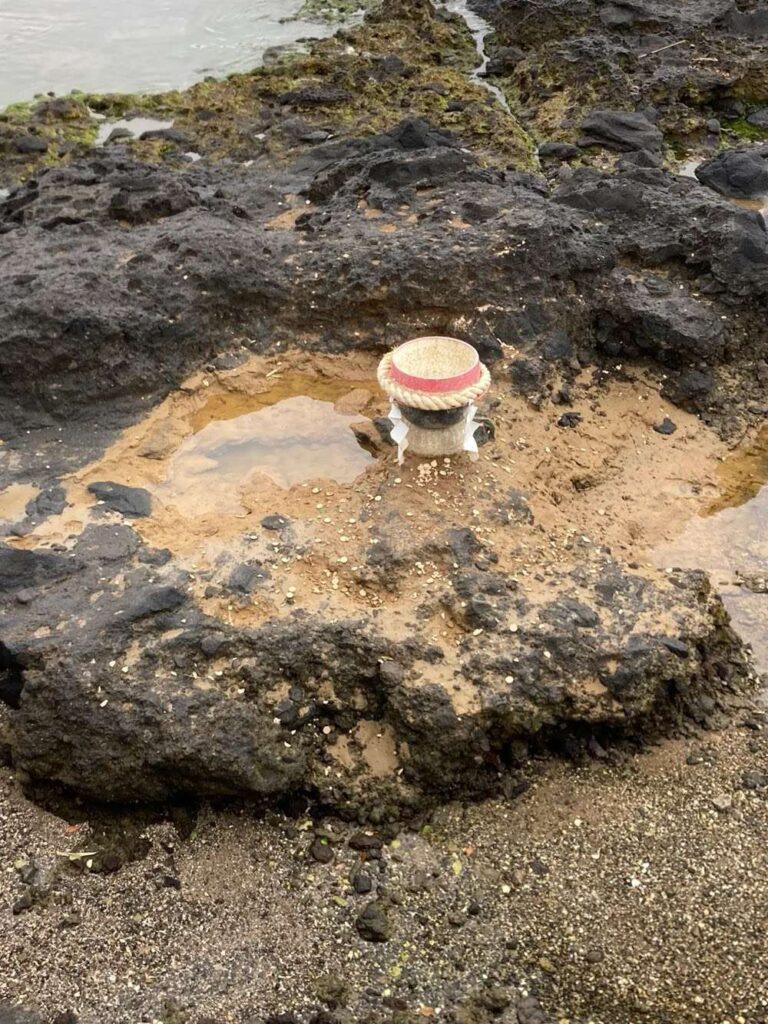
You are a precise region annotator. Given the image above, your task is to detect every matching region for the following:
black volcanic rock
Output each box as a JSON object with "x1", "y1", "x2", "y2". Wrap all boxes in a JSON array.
[
  {"x1": 696, "y1": 149, "x2": 768, "y2": 199},
  {"x1": 578, "y1": 110, "x2": 664, "y2": 153},
  {"x1": 87, "y1": 482, "x2": 152, "y2": 518}
]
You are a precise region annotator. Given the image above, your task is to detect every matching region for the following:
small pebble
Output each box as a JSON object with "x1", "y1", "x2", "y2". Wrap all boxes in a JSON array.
[{"x1": 653, "y1": 417, "x2": 677, "y2": 436}]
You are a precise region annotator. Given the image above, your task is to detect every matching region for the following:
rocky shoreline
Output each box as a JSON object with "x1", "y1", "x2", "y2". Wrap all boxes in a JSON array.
[{"x1": 1, "y1": 0, "x2": 768, "y2": 1020}]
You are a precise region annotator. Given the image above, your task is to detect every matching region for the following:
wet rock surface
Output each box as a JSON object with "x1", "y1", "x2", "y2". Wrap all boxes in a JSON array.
[
  {"x1": 87, "y1": 482, "x2": 152, "y2": 518},
  {"x1": 1, "y1": 143, "x2": 768, "y2": 439},
  {"x1": 696, "y1": 147, "x2": 768, "y2": 197},
  {"x1": 0, "y1": 0, "x2": 765, "y2": 814},
  {"x1": 578, "y1": 109, "x2": 664, "y2": 153},
  {"x1": 2, "y1": 718, "x2": 768, "y2": 1024}
]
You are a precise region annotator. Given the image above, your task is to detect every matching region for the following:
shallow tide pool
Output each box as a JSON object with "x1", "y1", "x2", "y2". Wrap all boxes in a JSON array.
[{"x1": 652, "y1": 427, "x2": 768, "y2": 675}]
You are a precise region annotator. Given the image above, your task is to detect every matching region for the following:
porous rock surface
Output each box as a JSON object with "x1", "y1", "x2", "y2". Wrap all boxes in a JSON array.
[
  {"x1": 0, "y1": 514, "x2": 750, "y2": 809},
  {"x1": 2, "y1": 127, "x2": 768, "y2": 437}
]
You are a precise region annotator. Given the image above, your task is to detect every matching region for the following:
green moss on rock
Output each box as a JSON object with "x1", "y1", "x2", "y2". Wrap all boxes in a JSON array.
[
  {"x1": 0, "y1": 0, "x2": 534, "y2": 186},
  {"x1": 0, "y1": 94, "x2": 98, "y2": 185},
  {"x1": 295, "y1": 0, "x2": 380, "y2": 23},
  {"x1": 727, "y1": 116, "x2": 768, "y2": 142}
]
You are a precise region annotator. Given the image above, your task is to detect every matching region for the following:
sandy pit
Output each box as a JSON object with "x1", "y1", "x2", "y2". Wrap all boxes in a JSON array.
[
  {"x1": 5, "y1": 348, "x2": 760, "y2": 751},
  {"x1": 4, "y1": 351, "x2": 733, "y2": 639}
]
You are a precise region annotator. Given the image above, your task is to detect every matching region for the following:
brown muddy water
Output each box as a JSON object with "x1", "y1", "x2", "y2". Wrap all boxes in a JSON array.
[
  {"x1": 157, "y1": 388, "x2": 376, "y2": 516},
  {"x1": 0, "y1": 482, "x2": 38, "y2": 525},
  {"x1": 653, "y1": 427, "x2": 768, "y2": 674}
]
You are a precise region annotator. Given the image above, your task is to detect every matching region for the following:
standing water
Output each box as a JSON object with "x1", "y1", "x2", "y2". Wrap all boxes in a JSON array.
[
  {"x1": 0, "y1": 1, "x2": 335, "y2": 110},
  {"x1": 441, "y1": 1, "x2": 511, "y2": 112},
  {"x1": 652, "y1": 428, "x2": 768, "y2": 676}
]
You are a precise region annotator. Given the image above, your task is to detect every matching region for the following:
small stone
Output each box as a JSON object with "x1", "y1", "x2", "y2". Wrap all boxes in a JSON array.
[
  {"x1": 28, "y1": 486, "x2": 67, "y2": 518},
  {"x1": 13, "y1": 890, "x2": 33, "y2": 914},
  {"x1": 212, "y1": 351, "x2": 247, "y2": 371},
  {"x1": 538, "y1": 141, "x2": 580, "y2": 161},
  {"x1": 314, "y1": 973, "x2": 349, "y2": 1009},
  {"x1": 348, "y1": 831, "x2": 383, "y2": 852},
  {"x1": 310, "y1": 837, "x2": 335, "y2": 864},
  {"x1": 15, "y1": 589, "x2": 36, "y2": 604},
  {"x1": 59, "y1": 911, "x2": 82, "y2": 928},
  {"x1": 585, "y1": 947, "x2": 605, "y2": 963},
  {"x1": 712, "y1": 793, "x2": 733, "y2": 812},
  {"x1": 557, "y1": 411, "x2": 582, "y2": 429},
  {"x1": 538, "y1": 956, "x2": 556, "y2": 973},
  {"x1": 587, "y1": 736, "x2": 608, "y2": 759},
  {"x1": 261, "y1": 514, "x2": 290, "y2": 532},
  {"x1": 517, "y1": 996, "x2": 548, "y2": 1024},
  {"x1": 379, "y1": 661, "x2": 405, "y2": 687},
  {"x1": 352, "y1": 870, "x2": 373, "y2": 895},
  {"x1": 373, "y1": 417, "x2": 395, "y2": 444},
  {"x1": 87, "y1": 481, "x2": 152, "y2": 518},
  {"x1": 200, "y1": 635, "x2": 225, "y2": 657},
  {"x1": 105, "y1": 128, "x2": 133, "y2": 145},
  {"x1": 126, "y1": 586, "x2": 185, "y2": 619},
  {"x1": 742, "y1": 770, "x2": 768, "y2": 790},
  {"x1": 355, "y1": 900, "x2": 391, "y2": 942},
  {"x1": 13, "y1": 134, "x2": 49, "y2": 154},
  {"x1": 480, "y1": 986, "x2": 511, "y2": 1013},
  {"x1": 138, "y1": 547, "x2": 171, "y2": 566},
  {"x1": 662, "y1": 637, "x2": 689, "y2": 658},
  {"x1": 653, "y1": 417, "x2": 677, "y2": 436},
  {"x1": 228, "y1": 561, "x2": 270, "y2": 594},
  {"x1": 747, "y1": 107, "x2": 768, "y2": 129},
  {"x1": 474, "y1": 418, "x2": 496, "y2": 447},
  {"x1": 139, "y1": 127, "x2": 192, "y2": 145}
]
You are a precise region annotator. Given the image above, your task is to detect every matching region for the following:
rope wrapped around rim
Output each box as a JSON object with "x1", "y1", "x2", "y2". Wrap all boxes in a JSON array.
[{"x1": 377, "y1": 350, "x2": 491, "y2": 411}]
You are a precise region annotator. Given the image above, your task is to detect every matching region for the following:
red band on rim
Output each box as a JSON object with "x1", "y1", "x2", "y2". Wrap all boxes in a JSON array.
[{"x1": 389, "y1": 361, "x2": 483, "y2": 394}]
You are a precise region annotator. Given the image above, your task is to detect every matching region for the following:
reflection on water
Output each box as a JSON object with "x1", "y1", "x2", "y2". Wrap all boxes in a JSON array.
[
  {"x1": 155, "y1": 382, "x2": 376, "y2": 516},
  {"x1": 652, "y1": 426, "x2": 768, "y2": 673},
  {"x1": 0, "y1": 0, "x2": 333, "y2": 110},
  {"x1": 0, "y1": 483, "x2": 39, "y2": 526},
  {"x1": 678, "y1": 158, "x2": 701, "y2": 179}
]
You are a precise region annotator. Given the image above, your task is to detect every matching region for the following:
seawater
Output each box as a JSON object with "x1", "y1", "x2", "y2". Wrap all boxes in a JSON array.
[{"x1": 0, "y1": 0, "x2": 334, "y2": 109}]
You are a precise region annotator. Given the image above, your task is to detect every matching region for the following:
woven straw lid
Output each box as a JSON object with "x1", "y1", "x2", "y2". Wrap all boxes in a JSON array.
[{"x1": 378, "y1": 336, "x2": 491, "y2": 411}]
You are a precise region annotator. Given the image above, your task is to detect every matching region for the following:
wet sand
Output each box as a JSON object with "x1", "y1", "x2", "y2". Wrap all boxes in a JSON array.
[{"x1": 1, "y1": 706, "x2": 766, "y2": 1024}]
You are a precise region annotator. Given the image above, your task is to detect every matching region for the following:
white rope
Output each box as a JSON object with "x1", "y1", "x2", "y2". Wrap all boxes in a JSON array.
[{"x1": 377, "y1": 351, "x2": 491, "y2": 410}]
